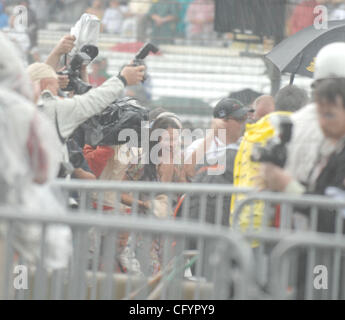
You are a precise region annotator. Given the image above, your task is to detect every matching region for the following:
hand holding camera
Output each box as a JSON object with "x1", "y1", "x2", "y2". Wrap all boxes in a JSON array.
[
  {"x1": 57, "y1": 44, "x2": 99, "y2": 94},
  {"x1": 57, "y1": 67, "x2": 69, "y2": 89},
  {"x1": 251, "y1": 115, "x2": 293, "y2": 168},
  {"x1": 118, "y1": 43, "x2": 159, "y2": 85},
  {"x1": 120, "y1": 65, "x2": 146, "y2": 86},
  {"x1": 259, "y1": 163, "x2": 293, "y2": 192}
]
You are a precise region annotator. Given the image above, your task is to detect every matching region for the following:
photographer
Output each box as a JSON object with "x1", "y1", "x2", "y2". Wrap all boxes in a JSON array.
[
  {"x1": 259, "y1": 43, "x2": 345, "y2": 234},
  {"x1": 26, "y1": 59, "x2": 145, "y2": 162},
  {"x1": 45, "y1": 34, "x2": 91, "y2": 89},
  {"x1": 257, "y1": 43, "x2": 345, "y2": 300}
]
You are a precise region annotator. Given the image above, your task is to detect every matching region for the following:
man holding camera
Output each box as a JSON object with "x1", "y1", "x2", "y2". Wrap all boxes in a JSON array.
[
  {"x1": 27, "y1": 35, "x2": 145, "y2": 173},
  {"x1": 259, "y1": 43, "x2": 345, "y2": 231}
]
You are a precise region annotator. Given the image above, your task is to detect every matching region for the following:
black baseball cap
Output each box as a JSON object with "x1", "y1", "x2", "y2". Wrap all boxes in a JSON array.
[{"x1": 213, "y1": 98, "x2": 250, "y2": 120}]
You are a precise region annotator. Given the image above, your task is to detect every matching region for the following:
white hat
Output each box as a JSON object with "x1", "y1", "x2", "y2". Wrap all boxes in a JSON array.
[
  {"x1": 314, "y1": 42, "x2": 345, "y2": 81},
  {"x1": 27, "y1": 63, "x2": 58, "y2": 83}
]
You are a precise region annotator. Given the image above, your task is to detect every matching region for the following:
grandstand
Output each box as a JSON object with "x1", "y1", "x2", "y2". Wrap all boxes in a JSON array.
[{"x1": 37, "y1": 24, "x2": 313, "y2": 126}]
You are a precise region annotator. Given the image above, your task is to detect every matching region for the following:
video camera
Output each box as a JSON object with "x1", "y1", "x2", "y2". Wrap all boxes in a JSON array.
[
  {"x1": 58, "y1": 44, "x2": 99, "y2": 95},
  {"x1": 251, "y1": 115, "x2": 293, "y2": 168},
  {"x1": 83, "y1": 97, "x2": 149, "y2": 148}
]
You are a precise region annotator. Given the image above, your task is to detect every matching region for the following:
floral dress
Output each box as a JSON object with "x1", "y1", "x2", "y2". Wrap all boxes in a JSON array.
[{"x1": 125, "y1": 154, "x2": 182, "y2": 275}]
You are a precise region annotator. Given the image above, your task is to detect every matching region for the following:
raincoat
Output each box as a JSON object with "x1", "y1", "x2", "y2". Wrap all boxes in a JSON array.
[
  {"x1": 0, "y1": 88, "x2": 72, "y2": 270},
  {"x1": 0, "y1": 33, "x2": 72, "y2": 273},
  {"x1": 230, "y1": 112, "x2": 291, "y2": 232}
]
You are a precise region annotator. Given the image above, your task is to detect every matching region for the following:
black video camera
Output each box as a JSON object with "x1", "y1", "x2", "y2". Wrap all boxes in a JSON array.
[
  {"x1": 58, "y1": 45, "x2": 99, "y2": 95},
  {"x1": 83, "y1": 97, "x2": 149, "y2": 148},
  {"x1": 251, "y1": 115, "x2": 293, "y2": 168}
]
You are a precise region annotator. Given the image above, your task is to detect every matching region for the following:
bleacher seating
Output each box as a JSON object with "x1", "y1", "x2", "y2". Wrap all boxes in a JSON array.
[{"x1": 37, "y1": 27, "x2": 313, "y2": 125}]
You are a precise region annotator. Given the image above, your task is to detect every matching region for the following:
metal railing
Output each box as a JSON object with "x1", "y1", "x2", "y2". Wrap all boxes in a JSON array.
[
  {"x1": 0, "y1": 206, "x2": 255, "y2": 300},
  {"x1": 269, "y1": 232, "x2": 345, "y2": 300},
  {"x1": 52, "y1": 179, "x2": 254, "y2": 226},
  {"x1": 4, "y1": 180, "x2": 345, "y2": 300},
  {"x1": 232, "y1": 192, "x2": 345, "y2": 234}
]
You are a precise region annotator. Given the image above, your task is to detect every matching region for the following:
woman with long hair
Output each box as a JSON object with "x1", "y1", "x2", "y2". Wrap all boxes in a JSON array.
[
  {"x1": 121, "y1": 113, "x2": 185, "y2": 275},
  {"x1": 121, "y1": 113, "x2": 185, "y2": 211}
]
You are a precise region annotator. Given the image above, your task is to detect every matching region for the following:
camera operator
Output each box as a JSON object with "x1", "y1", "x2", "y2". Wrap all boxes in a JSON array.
[
  {"x1": 259, "y1": 43, "x2": 345, "y2": 234},
  {"x1": 257, "y1": 43, "x2": 345, "y2": 300},
  {"x1": 26, "y1": 57, "x2": 145, "y2": 174},
  {"x1": 44, "y1": 35, "x2": 90, "y2": 90}
]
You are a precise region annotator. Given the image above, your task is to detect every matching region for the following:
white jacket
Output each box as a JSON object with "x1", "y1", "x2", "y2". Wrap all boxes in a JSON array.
[
  {"x1": 0, "y1": 88, "x2": 72, "y2": 272},
  {"x1": 286, "y1": 103, "x2": 334, "y2": 184},
  {"x1": 39, "y1": 75, "x2": 125, "y2": 140},
  {"x1": 39, "y1": 76, "x2": 125, "y2": 163}
]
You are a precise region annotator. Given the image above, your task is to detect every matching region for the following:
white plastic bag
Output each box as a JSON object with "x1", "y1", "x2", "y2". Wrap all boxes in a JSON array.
[{"x1": 70, "y1": 13, "x2": 101, "y2": 56}]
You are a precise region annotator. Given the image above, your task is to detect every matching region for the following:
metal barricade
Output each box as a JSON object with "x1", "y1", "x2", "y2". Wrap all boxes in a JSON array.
[
  {"x1": 0, "y1": 206, "x2": 255, "y2": 300},
  {"x1": 27, "y1": 180, "x2": 345, "y2": 300},
  {"x1": 231, "y1": 193, "x2": 345, "y2": 296},
  {"x1": 52, "y1": 179, "x2": 254, "y2": 227},
  {"x1": 223, "y1": 229, "x2": 345, "y2": 300},
  {"x1": 269, "y1": 232, "x2": 345, "y2": 300},
  {"x1": 232, "y1": 192, "x2": 345, "y2": 234}
]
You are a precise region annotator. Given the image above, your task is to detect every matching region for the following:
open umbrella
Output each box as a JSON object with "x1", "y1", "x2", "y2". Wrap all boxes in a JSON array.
[{"x1": 265, "y1": 20, "x2": 345, "y2": 83}]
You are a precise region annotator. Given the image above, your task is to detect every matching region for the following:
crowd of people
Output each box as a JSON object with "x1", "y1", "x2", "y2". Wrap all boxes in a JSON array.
[
  {"x1": 2, "y1": 26, "x2": 345, "y2": 274},
  {"x1": 1, "y1": 0, "x2": 345, "y2": 48},
  {"x1": 0, "y1": 0, "x2": 217, "y2": 45},
  {"x1": 1, "y1": 1, "x2": 345, "y2": 293},
  {"x1": 85, "y1": 0, "x2": 217, "y2": 44},
  {"x1": 1, "y1": 0, "x2": 345, "y2": 61}
]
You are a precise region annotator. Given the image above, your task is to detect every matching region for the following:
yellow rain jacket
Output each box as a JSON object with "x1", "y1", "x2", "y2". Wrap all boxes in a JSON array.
[{"x1": 230, "y1": 111, "x2": 291, "y2": 232}]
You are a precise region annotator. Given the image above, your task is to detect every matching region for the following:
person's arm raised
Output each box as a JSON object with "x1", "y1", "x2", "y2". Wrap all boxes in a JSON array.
[
  {"x1": 53, "y1": 65, "x2": 145, "y2": 139},
  {"x1": 45, "y1": 35, "x2": 76, "y2": 71}
]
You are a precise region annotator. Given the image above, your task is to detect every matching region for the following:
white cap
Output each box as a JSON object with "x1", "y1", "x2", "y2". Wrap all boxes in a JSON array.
[
  {"x1": 314, "y1": 42, "x2": 345, "y2": 80},
  {"x1": 27, "y1": 63, "x2": 58, "y2": 83}
]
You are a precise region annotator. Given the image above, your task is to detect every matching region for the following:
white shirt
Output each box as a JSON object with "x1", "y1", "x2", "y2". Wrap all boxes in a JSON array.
[
  {"x1": 185, "y1": 136, "x2": 238, "y2": 164},
  {"x1": 285, "y1": 103, "x2": 335, "y2": 184},
  {"x1": 129, "y1": 0, "x2": 151, "y2": 15},
  {"x1": 102, "y1": 7, "x2": 126, "y2": 33},
  {"x1": 38, "y1": 76, "x2": 125, "y2": 162}
]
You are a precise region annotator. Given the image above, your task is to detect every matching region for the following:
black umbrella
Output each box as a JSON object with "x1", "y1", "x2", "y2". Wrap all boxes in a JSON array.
[{"x1": 265, "y1": 20, "x2": 345, "y2": 83}]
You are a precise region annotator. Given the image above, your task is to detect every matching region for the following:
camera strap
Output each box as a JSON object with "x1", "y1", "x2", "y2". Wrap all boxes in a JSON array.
[
  {"x1": 37, "y1": 102, "x2": 66, "y2": 145},
  {"x1": 54, "y1": 109, "x2": 66, "y2": 145}
]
